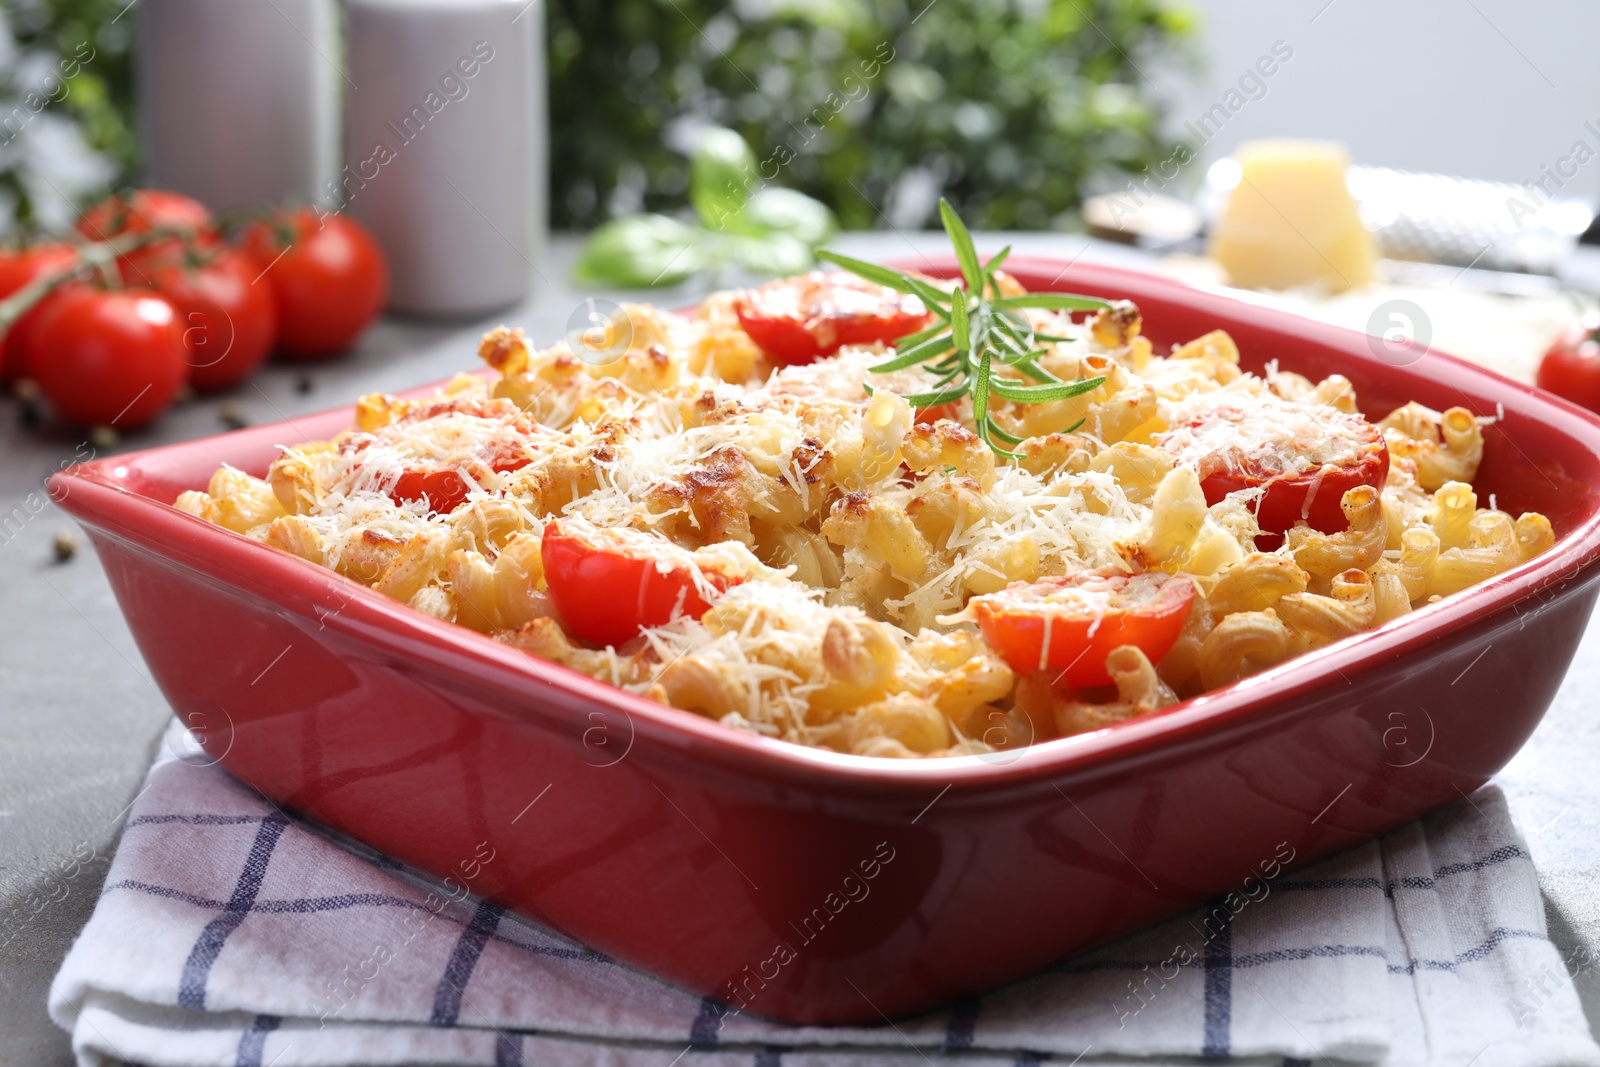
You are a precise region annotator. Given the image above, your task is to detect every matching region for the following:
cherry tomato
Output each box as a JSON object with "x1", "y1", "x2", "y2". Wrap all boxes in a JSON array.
[
  {"x1": 914, "y1": 402, "x2": 960, "y2": 425},
  {"x1": 147, "y1": 249, "x2": 278, "y2": 392},
  {"x1": 29, "y1": 286, "x2": 187, "y2": 429},
  {"x1": 735, "y1": 270, "x2": 931, "y2": 366},
  {"x1": 0, "y1": 243, "x2": 79, "y2": 381},
  {"x1": 76, "y1": 190, "x2": 214, "y2": 281},
  {"x1": 358, "y1": 395, "x2": 535, "y2": 514},
  {"x1": 973, "y1": 569, "x2": 1197, "y2": 688},
  {"x1": 1536, "y1": 311, "x2": 1600, "y2": 413},
  {"x1": 1163, "y1": 401, "x2": 1389, "y2": 540},
  {"x1": 241, "y1": 208, "x2": 388, "y2": 360},
  {"x1": 541, "y1": 519, "x2": 739, "y2": 648}
]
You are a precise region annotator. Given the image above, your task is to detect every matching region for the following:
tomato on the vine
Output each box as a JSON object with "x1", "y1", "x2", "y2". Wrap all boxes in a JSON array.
[
  {"x1": 735, "y1": 271, "x2": 932, "y2": 366},
  {"x1": 540, "y1": 519, "x2": 739, "y2": 648},
  {"x1": 241, "y1": 208, "x2": 388, "y2": 360},
  {"x1": 0, "y1": 242, "x2": 78, "y2": 381},
  {"x1": 1536, "y1": 311, "x2": 1600, "y2": 414},
  {"x1": 148, "y1": 249, "x2": 278, "y2": 392},
  {"x1": 77, "y1": 190, "x2": 215, "y2": 281},
  {"x1": 29, "y1": 286, "x2": 188, "y2": 429},
  {"x1": 973, "y1": 569, "x2": 1197, "y2": 688}
]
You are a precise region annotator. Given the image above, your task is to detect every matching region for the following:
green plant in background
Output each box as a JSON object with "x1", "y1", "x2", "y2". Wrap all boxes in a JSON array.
[
  {"x1": 548, "y1": 0, "x2": 1196, "y2": 233},
  {"x1": 2, "y1": 0, "x2": 1195, "y2": 241},
  {"x1": 573, "y1": 125, "x2": 838, "y2": 288},
  {"x1": 0, "y1": 0, "x2": 137, "y2": 234}
]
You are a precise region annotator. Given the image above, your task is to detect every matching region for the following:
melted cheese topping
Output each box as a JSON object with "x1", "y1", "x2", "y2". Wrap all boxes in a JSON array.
[
  {"x1": 1159, "y1": 391, "x2": 1375, "y2": 480},
  {"x1": 180, "y1": 276, "x2": 1541, "y2": 760}
]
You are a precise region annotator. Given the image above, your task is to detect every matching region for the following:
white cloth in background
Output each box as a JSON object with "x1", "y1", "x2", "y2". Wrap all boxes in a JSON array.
[{"x1": 49, "y1": 720, "x2": 1600, "y2": 1067}]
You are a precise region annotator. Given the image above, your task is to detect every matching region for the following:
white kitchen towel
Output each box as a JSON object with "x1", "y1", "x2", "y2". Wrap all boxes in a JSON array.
[{"x1": 50, "y1": 720, "x2": 1600, "y2": 1067}]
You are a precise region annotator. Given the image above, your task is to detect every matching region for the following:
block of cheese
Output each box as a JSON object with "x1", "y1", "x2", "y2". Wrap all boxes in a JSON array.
[{"x1": 1209, "y1": 140, "x2": 1377, "y2": 292}]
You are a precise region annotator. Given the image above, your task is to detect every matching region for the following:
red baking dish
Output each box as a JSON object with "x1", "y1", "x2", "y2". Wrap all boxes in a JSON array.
[{"x1": 50, "y1": 257, "x2": 1600, "y2": 1025}]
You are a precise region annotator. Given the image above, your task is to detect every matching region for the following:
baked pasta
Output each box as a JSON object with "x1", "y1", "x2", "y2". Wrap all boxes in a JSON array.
[{"x1": 178, "y1": 265, "x2": 1554, "y2": 760}]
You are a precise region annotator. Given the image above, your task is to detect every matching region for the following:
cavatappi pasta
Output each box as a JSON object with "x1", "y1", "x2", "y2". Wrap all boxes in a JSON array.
[{"x1": 178, "y1": 272, "x2": 1554, "y2": 759}]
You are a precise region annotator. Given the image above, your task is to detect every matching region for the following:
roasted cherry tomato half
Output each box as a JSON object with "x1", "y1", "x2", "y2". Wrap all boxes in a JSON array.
[
  {"x1": 76, "y1": 189, "x2": 215, "y2": 280},
  {"x1": 148, "y1": 249, "x2": 278, "y2": 392},
  {"x1": 28, "y1": 285, "x2": 188, "y2": 429},
  {"x1": 541, "y1": 519, "x2": 739, "y2": 648},
  {"x1": 1164, "y1": 401, "x2": 1389, "y2": 540},
  {"x1": 390, "y1": 455, "x2": 533, "y2": 516},
  {"x1": 0, "y1": 242, "x2": 78, "y2": 381},
  {"x1": 362, "y1": 395, "x2": 534, "y2": 514},
  {"x1": 913, "y1": 401, "x2": 960, "y2": 425},
  {"x1": 973, "y1": 569, "x2": 1197, "y2": 688},
  {"x1": 1536, "y1": 311, "x2": 1600, "y2": 414},
  {"x1": 241, "y1": 208, "x2": 388, "y2": 360},
  {"x1": 734, "y1": 270, "x2": 931, "y2": 366}
]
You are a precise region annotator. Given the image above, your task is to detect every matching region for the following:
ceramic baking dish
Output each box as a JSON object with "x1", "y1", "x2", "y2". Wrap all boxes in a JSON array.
[{"x1": 51, "y1": 257, "x2": 1600, "y2": 1025}]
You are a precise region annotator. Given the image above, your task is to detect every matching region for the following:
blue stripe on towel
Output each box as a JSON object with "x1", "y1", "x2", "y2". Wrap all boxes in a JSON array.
[
  {"x1": 691, "y1": 995, "x2": 730, "y2": 1043},
  {"x1": 493, "y1": 1030, "x2": 524, "y2": 1066},
  {"x1": 1388, "y1": 926, "x2": 1546, "y2": 974},
  {"x1": 102, "y1": 878, "x2": 599, "y2": 965},
  {"x1": 178, "y1": 813, "x2": 289, "y2": 1010},
  {"x1": 429, "y1": 898, "x2": 505, "y2": 1025},
  {"x1": 1201, "y1": 897, "x2": 1232, "y2": 1058},
  {"x1": 944, "y1": 996, "x2": 981, "y2": 1049},
  {"x1": 235, "y1": 1013, "x2": 281, "y2": 1067}
]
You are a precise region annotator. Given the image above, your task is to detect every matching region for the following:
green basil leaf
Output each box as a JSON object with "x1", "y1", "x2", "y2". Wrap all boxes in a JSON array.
[
  {"x1": 572, "y1": 214, "x2": 703, "y2": 288},
  {"x1": 727, "y1": 232, "x2": 814, "y2": 276},
  {"x1": 739, "y1": 187, "x2": 837, "y2": 245},
  {"x1": 690, "y1": 127, "x2": 758, "y2": 229}
]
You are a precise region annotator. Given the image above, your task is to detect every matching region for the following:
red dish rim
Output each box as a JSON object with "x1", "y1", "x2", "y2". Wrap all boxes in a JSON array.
[{"x1": 51, "y1": 255, "x2": 1600, "y2": 799}]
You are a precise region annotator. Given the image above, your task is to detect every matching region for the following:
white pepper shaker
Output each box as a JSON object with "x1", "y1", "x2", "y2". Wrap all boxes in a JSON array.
[
  {"x1": 343, "y1": 0, "x2": 546, "y2": 316},
  {"x1": 136, "y1": 0, "x2": 339, "y2": 211}
]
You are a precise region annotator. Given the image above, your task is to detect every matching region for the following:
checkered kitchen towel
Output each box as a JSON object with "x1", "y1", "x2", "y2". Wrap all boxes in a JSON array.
[{"x1": 50, "y1": 720, "x2": 1600, "y2": 1067}]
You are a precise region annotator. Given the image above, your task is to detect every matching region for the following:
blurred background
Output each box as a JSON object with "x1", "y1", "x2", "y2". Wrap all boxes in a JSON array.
[
  {"x1": 5, "y1": 0, "x2": 1597, "y2": 232},
  {"x1": 5, "y1": 0, "x2": 1600, "y2": 432}
]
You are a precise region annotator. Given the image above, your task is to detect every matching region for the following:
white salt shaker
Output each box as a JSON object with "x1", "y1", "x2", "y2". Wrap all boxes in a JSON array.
[
  {"x1": 344, "y1": 0, "x2": 546, "y2": 316},
  {"x1": 136, "y1": 0, "x2": 339, "y2": 211}
]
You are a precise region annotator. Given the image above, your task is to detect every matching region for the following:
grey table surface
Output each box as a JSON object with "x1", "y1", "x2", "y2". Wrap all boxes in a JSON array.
[{"x1": 3, "y1": 233, "x2": 1598, "y2": 1066}]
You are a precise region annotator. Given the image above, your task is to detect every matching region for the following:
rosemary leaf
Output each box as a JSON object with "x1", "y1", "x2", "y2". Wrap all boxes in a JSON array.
[
  {"x1": 868, "y1": 330, "x2": 955, "y2": 372},
  {"x1": 940, "y1": 198, "x2": 984, "y2": 292},
  {"x1": 1009, "y1": 358, "x2": 1063, "y2": 384},
  {"x1": 983, "y1": 246, "x2": 1012, "y2": 289},
  {"x1": 814, "y1": 252, "x2": 954, "y2": 319},
  {"x1": 972, "y1": 347, "x2": 992, "y2": 425},
  {"x1": 950, "y1": 287, "x2": 971, "y2": 356},
  {"x1": 816, "y1": 199, "x2": 1117, "y2": 459},
  {"x1": 992, "y1": 293, "x2": 1112, "y2": 312},
  {"x1": 987, "y1": 374, "x2": 1106, "y2": 404},
  {"x1": 901, "y1": 383, "x2": 972, "y2": 408},
  {"x1": 984, "y1": 416, "x2": 1024, "y2": 445}
]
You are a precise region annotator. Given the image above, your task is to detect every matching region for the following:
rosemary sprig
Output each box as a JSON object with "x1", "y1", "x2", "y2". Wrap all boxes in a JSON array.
[{"x1": 817, "y1": 198, "x2": 1110, "y2": 459}]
